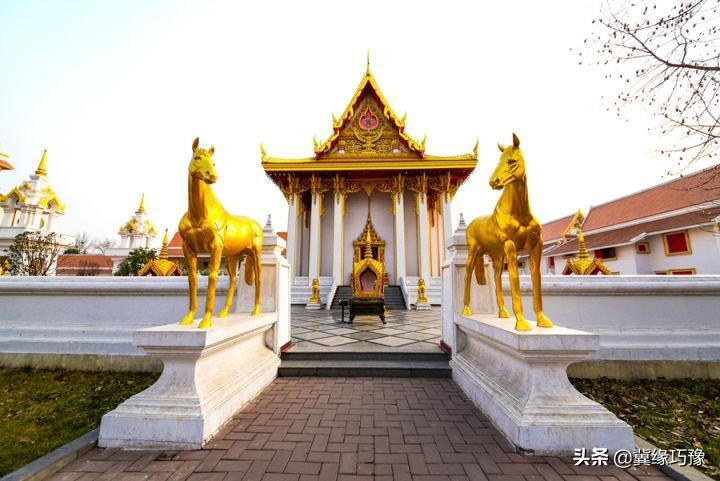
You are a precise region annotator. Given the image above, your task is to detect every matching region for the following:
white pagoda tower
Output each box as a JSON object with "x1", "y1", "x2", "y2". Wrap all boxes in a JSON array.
[
  {"x1": 106, "y1": 194, "x2": 158, "y2": 271},
  {"x1": 0, "y1": 149, "x2": 73, "y2": 254}
]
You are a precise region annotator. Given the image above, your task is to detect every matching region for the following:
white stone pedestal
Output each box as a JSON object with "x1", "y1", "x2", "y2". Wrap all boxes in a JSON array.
[
  {"x1": 98, "y1": 313, "x2": 280, "y2": 449},
  {"x1": 416, "y1": 301, "x2": 431, "y2": 311},
  {"x1": 452, "y1": 313, "x2": 634, "y2": 455},
  {"x1": 305, "y1": 301, "x2": 322, "y2": 310}
]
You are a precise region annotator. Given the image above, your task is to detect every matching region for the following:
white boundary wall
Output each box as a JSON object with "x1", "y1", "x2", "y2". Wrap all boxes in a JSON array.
[{"x1": 502, "y1": 275, "x2": 720, "y2": 362}]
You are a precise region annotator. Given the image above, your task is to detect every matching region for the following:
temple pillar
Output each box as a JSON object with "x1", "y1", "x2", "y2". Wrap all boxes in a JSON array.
[
  {"x1": 285, "y1": 193, "x2": 299, "y2": 281},
  {"x1": 332, "y1": 192, "x2": 345, "y2": 283},
  {"x1": 393, "y1": 191, "x2": 406, "y2": 282},
  {"x1": 416, "y1": 191, "x2": 431, "y2": 282},
  {"x1": 307, "y1": 191, "x2": 322, "y2": 283},
  {"x1": 441, "y1": 191, "x2": 453, "y2": 257}
]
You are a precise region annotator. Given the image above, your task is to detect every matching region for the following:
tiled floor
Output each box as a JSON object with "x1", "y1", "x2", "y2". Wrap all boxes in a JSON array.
[
  {"x1": 290, "y1": 307, "x2": 441, "y2": 353},
  {"x1": 52, "y1": 377, "x2": 671, "y2": 481}
]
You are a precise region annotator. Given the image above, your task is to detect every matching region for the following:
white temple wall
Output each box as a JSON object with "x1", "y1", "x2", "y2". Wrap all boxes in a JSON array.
[
  {"x1": 598, "y1": 245, "x2": 637, "y2": 274},
  {"x1": 644, "y1": 227, "x2": 720, "y2": 274},
  {"x1": 320, "y1": 194, "x2": 334, "y2": 277},
  {"x1": 341, "y1": 191, "x2": 395, "y2": 284},
  {"x1": 343, "y1": 192, "x2": 370, "y2": 284},
  {"x1": 404, "y1": 193, "x2": 419, "y2": 277}
]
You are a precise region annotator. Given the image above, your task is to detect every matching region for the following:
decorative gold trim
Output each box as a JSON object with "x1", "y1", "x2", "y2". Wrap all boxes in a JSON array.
[
  {"x1": 635, "y1": 242, "x2": 651, "y2": 254},
  {"x1": 662, "y1": 230, "x2": 692, "y2": 256}
]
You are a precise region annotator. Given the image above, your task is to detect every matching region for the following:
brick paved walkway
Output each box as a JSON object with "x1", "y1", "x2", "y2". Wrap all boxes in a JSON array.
[{"x1": 51, "y1": 378, "x2": 670, "y2": 481}]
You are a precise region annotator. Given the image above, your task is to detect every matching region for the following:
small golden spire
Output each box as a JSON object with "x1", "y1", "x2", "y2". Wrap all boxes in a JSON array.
[
  {"x1": 364, "y1": 229, "x2": 373, "y2": 259},
  {"x1": 576, "y1": 227, "x2": 589, "y2": 259},
  {"x1": 159, "y1": 228, "x2": 169, "y2": 260},
  {"x1": 473, "y1": 139, "x2": 479, "y2": 158},
  {"x1": 138, "y1": 193, "x2": 146, "y2": 213},
  {"x1": 366, "y1": 49, "x2": 371, "y2": 75},
  {"x1": 35, "y1": 149, "x2": 48, "y2": 176},
  {"x1": 260, "y1": 143, "x2": 267, "y2": 162}
]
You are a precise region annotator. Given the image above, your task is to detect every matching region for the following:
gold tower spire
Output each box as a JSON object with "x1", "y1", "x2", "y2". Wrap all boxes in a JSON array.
[
  {"x1": 364, "y1": 229, "x2": 373, "y2": 259},
  {"x1": 576, "y1": 227, "x2": 589, "y2": 259},
  {"x1": 35, "y1": 149, "x2": 48, "y2": 176},
  {"x1": 159, "y1": 228, "x2": 169, "y2": 260},
  {"x1": 366, "y1": 49, "x2": 371, "y2": 76},
  {"x1": 137, "y1": 193, "x2": 146, "y2": 213}
]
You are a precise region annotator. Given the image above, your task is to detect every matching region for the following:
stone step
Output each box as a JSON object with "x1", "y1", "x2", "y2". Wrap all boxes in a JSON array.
[
  {"x1": 283, "y1": 351, "x2": 449, "y2": 362},
  {"x1": 278, "y1": 359, "x2": 451, "y2": 378}
]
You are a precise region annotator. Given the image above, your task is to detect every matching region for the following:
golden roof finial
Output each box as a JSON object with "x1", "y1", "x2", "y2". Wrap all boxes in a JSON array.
[
  {"x1": 159, "y1": 228, "x2": 169, "y2": 260},
  {"x1": 366, "y1": 49, "x2": 371, "y2": 75},
  {"x1": 260, "y1": 143, "x2": 268, "y2": 162},
  {"x1": 473, "y1": 139, "x2": 479, "y2": 158},
  {"x1": 138, "y1": 193, "x2": 146, "y2": 213},
  {"x1": 35, "y1": 149, "x2": 48, "y2": 176}
]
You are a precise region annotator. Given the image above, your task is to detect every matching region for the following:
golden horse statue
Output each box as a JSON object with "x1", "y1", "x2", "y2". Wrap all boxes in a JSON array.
[
  {"x1": 179, "y1": 138, "x2": 263, "y2": 329},
  {"x1": 463, "y1": 134, "x2": 553, "y2": 331}
]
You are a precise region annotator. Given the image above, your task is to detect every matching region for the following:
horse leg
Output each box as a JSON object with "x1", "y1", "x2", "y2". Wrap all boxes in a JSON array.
[
  {"x1": 462, "y1": 250, "x2": 477, "y2": 316},
  {"x1": 199, "y1": 241, "x2": 223, "y2": 329},
  {"x1": 180, "y1": 244, "x2": 197, "y2": 325},
  {"x1": 503, "y1": 240, "x2": 530, "y2": 331},
  {"x1": 219, "y1": 254, "x2": 239, "y2": 318},
  {"x1": 491, "y1": 255, "x2": 510, "y2": 318},
  {"x1": 251, "y1": 245, "x2": 262, "y2": 316},
  {"x1": 529, "y1": 238, "x2": 553, "y2": 327}
]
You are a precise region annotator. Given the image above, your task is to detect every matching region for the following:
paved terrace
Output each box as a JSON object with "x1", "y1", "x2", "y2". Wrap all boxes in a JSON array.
[
  {"x1": 290, "y1": 307, "x2": 442, "y2": 353},
  {"x1": 51, "y1": 378, "x2": 669, "y2": 481}
]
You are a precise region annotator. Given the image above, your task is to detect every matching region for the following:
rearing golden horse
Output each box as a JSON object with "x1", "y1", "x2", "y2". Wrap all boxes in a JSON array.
[
  {"x1": 179, "y1": 138, "x2": 263, "y2": 329},
  {"x1": 463, "y1": 134, "x2": 553, "y2": 331}
]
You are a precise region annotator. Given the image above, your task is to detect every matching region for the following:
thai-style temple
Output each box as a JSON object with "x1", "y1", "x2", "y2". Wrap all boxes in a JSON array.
[
  {"x1": 106, "y1": 194, "x2": 158, "y2": 271},
  {"x1": 261, "y1": 61, "x2": 477, "y2": 307},
  {"x1": 0, "y1": 149, "x2": 72, "y2": 255}
]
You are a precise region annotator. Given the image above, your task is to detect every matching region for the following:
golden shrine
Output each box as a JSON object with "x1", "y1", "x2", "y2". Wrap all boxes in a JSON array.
[
  {"x1": 562, "y1": 224, "x2": 612, "y2": 276},
  {"x1": 139, "y1": 229, "x2": 182, "y2": 277},
  {"x1": 261, "y1": 58, "x2": 477, "y2": 308}
]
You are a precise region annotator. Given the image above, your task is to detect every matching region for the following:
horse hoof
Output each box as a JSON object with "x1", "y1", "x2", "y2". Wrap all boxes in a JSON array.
[
  {"x1": 515, "y1": 319, "x2": 532, "y2": 331},
  {"x1": 462, "y1": 306, "x2": 472, "y2": 316},
  {"x1": 251, "y1": 306, "x2": 261, "y2": 316},
  {"x1": 498, "y1": 309, "x2": 511, "y2": 318},
  {"x1": 217, "y1": 310, "x2": 229, "y2": 318},
  {"x1": 536, "y1": 315, "x2": 554, "y2": 328},
  {"x1": 198, "y1": 319, "x2": 212, "y2": 329},
  {"x1": 179, "y1": 316, "x2": 194, "y2": 325}
]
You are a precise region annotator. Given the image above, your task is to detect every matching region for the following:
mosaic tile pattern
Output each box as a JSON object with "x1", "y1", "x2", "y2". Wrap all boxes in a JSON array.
[{"x1": 289, "y1": 307, "x2": 442, "y2": 352}]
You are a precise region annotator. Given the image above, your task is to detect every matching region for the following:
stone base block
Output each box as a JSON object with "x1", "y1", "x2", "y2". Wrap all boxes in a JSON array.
[
  {"x1": 305, "y1": 302, "x2": 322, "y2": 310},
  {"x1": 416, "y1": 301, "x2": 431, "y2": 311},
  {"x1": 99, "y1": 313, "x2": 279, "y2": 450},
  {"x1": 452, "y1": 313, "x2": 634, "y2": 455}
]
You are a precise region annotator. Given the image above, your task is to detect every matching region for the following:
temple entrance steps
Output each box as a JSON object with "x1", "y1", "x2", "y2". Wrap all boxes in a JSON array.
[
  {"x1": 278, "y1": 350, "x2": 451, "y2": 377},
  {"x1": 329, "y1": 285, "x2": 407, "y2": 309}
]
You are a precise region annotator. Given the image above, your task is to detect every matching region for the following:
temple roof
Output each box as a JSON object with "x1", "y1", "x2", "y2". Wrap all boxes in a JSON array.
[{"x1": 261, "y1": 62, "x2": 478, "y2": 176}]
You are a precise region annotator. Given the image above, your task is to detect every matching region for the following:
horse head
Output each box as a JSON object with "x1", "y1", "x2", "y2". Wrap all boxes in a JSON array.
[
  {"x1": 490, "y1": 133, "x2": 525, "y2": 190},
  {"x1": 189, "y1": 137, "x2": 217, "y2": 184}
]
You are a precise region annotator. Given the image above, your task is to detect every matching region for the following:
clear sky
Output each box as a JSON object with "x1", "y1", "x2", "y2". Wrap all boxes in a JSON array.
[{"x1": 0, "y1": 1, "x2": 706, "y2": 244}]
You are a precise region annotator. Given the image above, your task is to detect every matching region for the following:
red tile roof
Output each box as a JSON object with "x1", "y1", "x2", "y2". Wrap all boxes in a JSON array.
[
  {"x1": 541, "y1": 214, "x2": 575, "y2": 242},
  {"x1": 548, "y1": 206, "x2": 720, "y2": 256},
  {"x1": 582, "y1": 165, "x2": 720, "y2": 232},
  {"x1": 56, "y1": 255, "x2": 114, "y2": 275}
]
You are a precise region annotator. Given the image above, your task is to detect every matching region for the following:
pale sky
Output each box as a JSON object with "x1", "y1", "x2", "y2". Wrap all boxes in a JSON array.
[{"x1": 0, "y1": 1, "x2": 706, "y2": 245}]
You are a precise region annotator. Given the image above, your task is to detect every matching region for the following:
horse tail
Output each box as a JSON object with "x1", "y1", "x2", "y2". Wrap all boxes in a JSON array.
[{"x1": 474, "y1": 254, "x2": 487, "y2": 285}]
